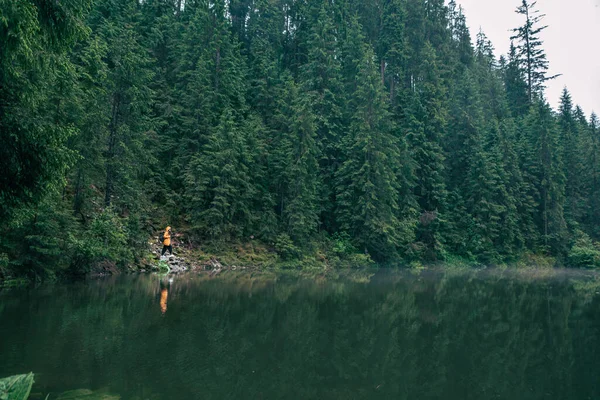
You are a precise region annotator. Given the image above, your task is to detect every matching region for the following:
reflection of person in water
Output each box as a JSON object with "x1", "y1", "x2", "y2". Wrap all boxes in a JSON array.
[{"x1": 159, "y1": 277, "x2": 173, "y2": 314}]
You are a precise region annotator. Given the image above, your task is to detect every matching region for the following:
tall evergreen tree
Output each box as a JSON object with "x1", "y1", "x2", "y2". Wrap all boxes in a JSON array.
[
  {"x1": 587, "y1": 113, "x2": 600, "y2": 237},
  {"x1": 379, "y1": 0, "x2": 406, "y2": 104},
  {"x1": 525, "y1": 101, "x2": 568, "y2": 253},
  {"x1": 0, "y1": 0, "x2": 91, "y2": 222},
  {"x1": 501, "y1": 42, "x2": 530, "y2": 118},
  {"x1": 336, "y1": 45, "x2": 414, "y2": 260},
  {"x1": 403, "y1": 42, "x2": 447, "y2": 259},
  {"x1": 299, "y1": 2, "x2": 345, "y2": 232},
  {"x1": 446, "y1": 70, "x2": 506, "y2": 259},
  {"x1": 91, "y1": 1, "x2": 155, "y2": 209},
  {"x1": 558, "y1": 88, "x2": 585, "y2": 227},
  {"x1": 185, "y1": 108, "x2": 256, "y2": 239},
  {"x1": 70, "y1": 35, "x2": 111, "y2": 219},
  {"x1": 510, "y1": 0, "x2": 559, "y2": 103},
  {"x1": 448, "y1": 2, "x2": 474, "y2": 71},
  {"x1": 245, "y1": 0, "x2": 285, "y2": 121},
  {"x1": 272, "y1": 78, "x2": 320, "y2": 242}
]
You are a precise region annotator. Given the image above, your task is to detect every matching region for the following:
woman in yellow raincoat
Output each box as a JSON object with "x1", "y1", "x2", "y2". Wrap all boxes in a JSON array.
[{"x1": 161, "y1": 226, "x2": 173, "y2": 256}]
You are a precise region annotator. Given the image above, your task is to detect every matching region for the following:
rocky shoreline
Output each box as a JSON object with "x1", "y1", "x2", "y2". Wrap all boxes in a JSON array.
[{"x1": 140, "y1": 242, "x2": 247, "y2": 276}]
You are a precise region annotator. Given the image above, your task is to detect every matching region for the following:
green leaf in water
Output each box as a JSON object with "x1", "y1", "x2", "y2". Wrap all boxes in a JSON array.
[{"x1": 0, "y1": 373, "x2": 34, "y2": 400}]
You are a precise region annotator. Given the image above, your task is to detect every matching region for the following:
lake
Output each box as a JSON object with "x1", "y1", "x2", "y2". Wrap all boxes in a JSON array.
[{"x1": 1, "y1": 269, "x2": 600, "y2": 399}]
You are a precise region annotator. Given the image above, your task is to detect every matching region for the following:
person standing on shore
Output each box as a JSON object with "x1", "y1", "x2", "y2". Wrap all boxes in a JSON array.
[{"x1": 161, "y1": 226, "x2": 173, "y2": 257}]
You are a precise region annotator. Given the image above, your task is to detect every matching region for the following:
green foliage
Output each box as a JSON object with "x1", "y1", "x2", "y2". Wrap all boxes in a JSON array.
[
  {"x1": 0, "y1": 373, "x2": 34, "y2": 400},
  {"x1": 0, "y1": 253, "x2": 8, "y2": 278},
  {"x1": 336, "y1": 44, "x2": 415, "y2": 260},
  {"x1": 510, "y1": 0, "x2": 559, "y2": 103},
  {"x1": 1, "y1": 0, "x2": 598, "y2": 280},
  {"x1": 158, "y1": 260, "x2": 170, "y2": 273},
  {"x1": 273, "y1": 233, "x2": 302, "y2": 261},
  {"x1": 185, "y1": 108, "x2": 258, "y2": 239},
  {"x1": 567, "y1": 232, "x2": 600, "y2": 269},
  {"x1": 331, "y1": 232, "x2": 358, "y2": 257},
  {"x1": 272, "y1": 77, "x2": 320, "y2": 243},
  {"x1": 71, "y1": 209, "x2": 132, "y2": 276},
  {"x1": 329, "y1": 232, "x2": 376, "y2": 269},
  {"x1": 0, "y1": 0, "x2": 91, "y2": 222}
]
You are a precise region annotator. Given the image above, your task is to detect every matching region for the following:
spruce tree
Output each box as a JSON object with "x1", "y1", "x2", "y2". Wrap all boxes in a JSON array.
[
  {"x1": 510, "y1": 0, "x2": 559, "y2": 103},
  {"x1": 245, "y1": 0, "x2": 285, "y2": 120},
  {"x1": 176, "y1": 0, "x2": 247, "y2": 159},
  {"x1": 379, "y1": 0, "x2": 406, "y2": 104},
  {"x1": 0, "y1": 0, "x2": 91, "y2": 221},
  {"x1": 299, "y1": 2, "x2": 345, "y2": 233},
  {"x1": 449, "y1": 3, "x2": 474, "y2": 71},
  {"x1": 473, "y1": 31, "x2": 523, "y2": 256},
  {"x1": 446, "y1": 69, "x2": 506, "y2": 260},
  {"x1": 69, "y1": 35, "x2": 111, "y2": 218},
  {"x1": 501, "y1": 42, "x2": 530, "y2": 118},
  {"x1": 91, "y1": 1, "x2": 155, "y2": 209},
  {"x1": 587, "y1": 113, "x2": 600, "y2": 237},
  {"x1": 558, "y1": 88, "x2": 585, "y2": 227},
  {"x1": 272, "y1": 78, "x2": 320, "y2": 242},
  {"x1": 525, "y1": 101, "x2": 568, "y2": 253},
  {"x1": 336, "y1": 45, "x2": 414, "y2": 260},
  {"x1": 185, "y1": 108, "x2": 255, "y2": 239},
  {"x1": 403, "y1": 42, "x2": 447, "y2": 259}
]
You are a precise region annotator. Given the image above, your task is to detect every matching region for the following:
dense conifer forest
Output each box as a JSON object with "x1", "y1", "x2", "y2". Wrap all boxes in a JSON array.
[{"x1": 1, "y1": 0, "x2": 599, "y2": 281}]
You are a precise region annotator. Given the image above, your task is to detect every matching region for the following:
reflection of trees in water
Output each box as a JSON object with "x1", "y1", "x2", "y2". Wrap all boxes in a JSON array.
[{"x1": 0, "y1": 271, "x2": 599, "y2": 399}]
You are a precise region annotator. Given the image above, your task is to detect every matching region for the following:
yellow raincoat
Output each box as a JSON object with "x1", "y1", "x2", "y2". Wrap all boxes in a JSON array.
[{"x1": 163, "y1": 226, "x2": 172, "y2": 246}]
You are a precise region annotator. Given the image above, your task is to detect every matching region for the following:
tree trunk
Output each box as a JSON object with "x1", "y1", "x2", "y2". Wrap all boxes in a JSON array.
[{"x1": 105, "y1": 92, "x2": 120, "y2": 207}]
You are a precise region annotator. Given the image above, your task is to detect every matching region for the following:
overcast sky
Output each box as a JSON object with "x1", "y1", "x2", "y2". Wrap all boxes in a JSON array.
[{"x1": 455, "y1": 0, "x2": 600, "y2": 118}]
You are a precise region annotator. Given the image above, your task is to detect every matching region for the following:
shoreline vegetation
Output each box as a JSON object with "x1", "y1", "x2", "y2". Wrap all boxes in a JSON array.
[{"x1": 2, "y1": 0, "x2": 600, "y2": 287}]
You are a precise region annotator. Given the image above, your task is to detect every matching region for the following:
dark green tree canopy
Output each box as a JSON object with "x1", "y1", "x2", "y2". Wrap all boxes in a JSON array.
[{"x1": 1, "y1": 0, "x2": 599, "y2": 281}]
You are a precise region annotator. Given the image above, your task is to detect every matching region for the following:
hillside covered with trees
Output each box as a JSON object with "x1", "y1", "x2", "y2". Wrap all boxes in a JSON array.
[{"x1": 1, "y1": 0, "x2": 599, "y2": 282}]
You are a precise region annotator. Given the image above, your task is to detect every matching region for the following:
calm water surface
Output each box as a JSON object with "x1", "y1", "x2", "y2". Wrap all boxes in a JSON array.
[{"x1": 1, "y1": 269, "x2": 600, "y2": 399}]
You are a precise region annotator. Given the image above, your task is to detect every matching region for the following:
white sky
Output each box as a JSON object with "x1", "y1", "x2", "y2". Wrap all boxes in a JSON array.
[{"x1": 455, "y1": 0, "x2": 600, "y2": 118}]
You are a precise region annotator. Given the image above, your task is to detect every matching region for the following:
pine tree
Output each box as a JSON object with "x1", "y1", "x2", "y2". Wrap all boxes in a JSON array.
[
  {"x1": 403, "y1": 42, "x2": 447, "y2": 259},
  {"x1": 176, "y1": 0, "x2": 248, "y2": 160},
  {"x1": 94, "y1": 1, "x2": 155, "y2": 209},
  {"x1": 69, "y1": 35, "x2": 111, "y2": 219},
  {"x1": 446, "y1": 69, "x2": 506, "y2": 260},
  {"x1": 245, "y1": 0, "x2": 285, "y2": 121},
  {"x1": 510, "y1": 0, "x2": 559, "y2": 103},
  {"x1": 138, "y1": 0, "x2": 185, "y2": 218},
  {"x1": 587, "y1": 113, "x2": 600, "y2": 237},
  {"x1": 482, "y1": 120, "x2": 522, "y2": 256},
  {"x1": 475, "y1": 30, "x2": 504, "y2": 119},
  {"x1": 501, "y1": 42, "x2": 530, "y2": 118},
  {"x1": 379, "y1": 0, "x2": 406, "y2": 104},
  {"x1": 0, "y1": 0, "x2": 91, "y2": 222},
  {"x1": 336, "y1": 44, "x2": 414, "y2": 260},
  {"x1": 272, "y1": 77, "x2": 320, "y2": 242},
  {"x1": 473, "y1": 30, "x2": 523, "y2": 256},
  {"x1": 558, "y1": 88, "x2": 585, "y2": 227},
  {"x1": 299, "y1": 2, "x2": 345, "y2": 233},
  {"x1": 185, "y1": 108, "x2": 256, "y2": 239},
  {"x1": 449, "y1": 2, "x2": 474, "y2": 71},
  {"x1": 525, "y1": 101, "x2": 568, "y2": 253}
]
